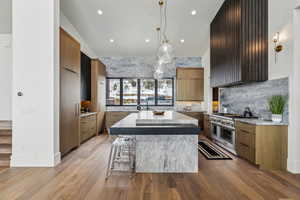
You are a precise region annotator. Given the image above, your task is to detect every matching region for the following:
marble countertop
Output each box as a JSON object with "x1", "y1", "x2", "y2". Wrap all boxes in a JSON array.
[
  {"x1": 235, "y1": 118, "x2": 288, "y2": 126},
  {"x1": 80, "y1": 112, "x2": 97, "y2": 117},
  {"x1": 136, "y1": 111, "x2": 198, "y2": 126},
  {"x1": 110, "y1": 111, "x2": 201, "y2": 135}
]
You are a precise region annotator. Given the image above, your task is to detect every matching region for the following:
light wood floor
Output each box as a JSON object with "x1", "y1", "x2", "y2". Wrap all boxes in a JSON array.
[{"x1": 0, "y1": 135, "x2": 300, "y2": 200}]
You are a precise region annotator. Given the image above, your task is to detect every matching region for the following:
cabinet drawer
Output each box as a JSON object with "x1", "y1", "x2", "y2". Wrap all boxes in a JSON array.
[
  {"x1": 237, "y1": 129, "x2": 253, "y2": 147},
  {"x1": 237, "y1": 143, "x2": 255, "y2": 163},
  {"x1": 236, "y1": 122, "x2": 256, "y2": 133}
]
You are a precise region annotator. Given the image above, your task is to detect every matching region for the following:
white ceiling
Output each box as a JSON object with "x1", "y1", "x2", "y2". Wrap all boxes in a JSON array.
[
  {"x1": 0, "y1": 0, "x2": 12, "y2": 33},
  {"x1": 61, "y1": 0, "x2": 224, "y2": 57}
]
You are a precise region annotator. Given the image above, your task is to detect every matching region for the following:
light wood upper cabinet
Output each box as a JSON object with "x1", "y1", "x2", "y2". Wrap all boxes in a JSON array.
[
  {"x1": 177, "y1": 68, "x2": 203, "y2": 80},
  {"x1": 60, "y1": 28, "x2": 81, "y2": 74},
  {"x1": 176, "y1": 68, "x2": 204, "y2": 101}
]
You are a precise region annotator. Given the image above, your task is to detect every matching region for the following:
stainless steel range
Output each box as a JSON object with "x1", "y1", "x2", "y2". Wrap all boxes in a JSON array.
[{"x1": 210, "y1": 114, "x2": 237, "y2": 155}]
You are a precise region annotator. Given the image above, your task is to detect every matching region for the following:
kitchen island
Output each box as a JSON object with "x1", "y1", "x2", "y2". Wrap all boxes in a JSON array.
[{"x1": 110, "y1": 111, "x2": 201, "y2": 173}]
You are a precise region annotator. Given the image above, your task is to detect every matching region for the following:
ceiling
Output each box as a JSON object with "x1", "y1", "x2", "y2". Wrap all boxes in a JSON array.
[
  {"x1": 0, "y1": 0, "x2": 12, "y2": 33},
  {"x1": 61, "y1": 0, "x2": 224, "y2": 57}
]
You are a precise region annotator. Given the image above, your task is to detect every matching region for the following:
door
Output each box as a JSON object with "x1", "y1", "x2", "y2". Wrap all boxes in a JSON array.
[
  {"x1": 60, "y1": 68, "x2": 80, "y2": 155},
  {"x1": 220, "y1": 127, "x2": 235, "y2": 149}
]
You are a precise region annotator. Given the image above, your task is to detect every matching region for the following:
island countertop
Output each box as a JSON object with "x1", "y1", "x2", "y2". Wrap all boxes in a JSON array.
[{"x1": 110, "y1": 111, "x2": 201, "y2": 135}]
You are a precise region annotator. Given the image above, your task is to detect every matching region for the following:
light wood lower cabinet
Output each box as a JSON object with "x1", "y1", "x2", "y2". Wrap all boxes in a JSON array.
[
  {"x1": 80, "y1": 114, "x2": 97, "y2": 143},
  {"x1": 236, "y1": 121, "x2": 288, "y2": 170}
]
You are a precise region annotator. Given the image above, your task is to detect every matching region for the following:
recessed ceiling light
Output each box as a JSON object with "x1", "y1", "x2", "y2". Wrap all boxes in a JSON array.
[
  {"x1": 109, "y1": 39, "x2": 114, "y2": 43},
  {"x1": 180, "y1": 39, "x2": 185, "y2": 43},
  {"x1": 97, "y1": 9, "x2": 103, "y2": 15},
  {"x1": 145, "y1": 38, "x2": 150, "y2": 43},
  {"x1": 191, "y1": 10, "x2": 197, "y2": 16}
]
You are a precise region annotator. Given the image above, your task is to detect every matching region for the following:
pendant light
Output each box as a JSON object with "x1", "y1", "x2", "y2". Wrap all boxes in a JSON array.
[
  {"x1": 157, "y1": 0, "x2": 174, "y2": 64},
  {"x1": 153, "y1": 0, "x2": 174, "y2": 79}
]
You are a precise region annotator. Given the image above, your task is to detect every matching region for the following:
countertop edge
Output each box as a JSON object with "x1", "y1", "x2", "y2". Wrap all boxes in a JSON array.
[
  {"x1": 235, "y1": 119, "x2": 288, "y2": 126},
  {"x1": 80, "y1": 112, "x2": 98, "y2": 118}
]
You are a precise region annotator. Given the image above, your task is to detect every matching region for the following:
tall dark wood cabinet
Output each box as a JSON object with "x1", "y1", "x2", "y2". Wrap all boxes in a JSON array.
[
  {"x1": 210, "y1": 0, "x2": 268, "y2": 87},
  {"x1": 81, "y1": 52, "x2": 92, "y2": 101},
  {"x1": 60, "y1": 28, "x2": 81, "y2": 156}
]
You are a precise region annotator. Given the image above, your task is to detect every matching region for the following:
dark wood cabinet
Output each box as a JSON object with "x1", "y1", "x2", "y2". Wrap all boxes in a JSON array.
[
  {"x1": 210, "y1": 0, "x2": 268, "y2": 87},
  {"x1": 81, "y1": 52, "x2": 91, "y2": 101}
]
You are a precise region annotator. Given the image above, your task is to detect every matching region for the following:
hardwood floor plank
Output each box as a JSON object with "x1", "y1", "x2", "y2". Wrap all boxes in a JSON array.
[{"x1": 0, "y1": 135, "x2": 299, "y2": 200}]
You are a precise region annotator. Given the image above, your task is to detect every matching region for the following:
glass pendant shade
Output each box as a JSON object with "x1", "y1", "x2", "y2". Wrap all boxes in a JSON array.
[
  {"x1": 157, "y1": 41, "x2": 174, "y2": 64},
  {"x1": 154, "y1": 67, "x2": 164, "y2": 79}
]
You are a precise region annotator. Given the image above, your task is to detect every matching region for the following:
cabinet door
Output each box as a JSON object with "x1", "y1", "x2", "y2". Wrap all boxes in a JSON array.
[
  {"x1": 60, "y1": 69, "x2": 80, "y2": 155},
  {"x1": 177, "y1": 79, "x2": 203, "y2": 101},
  {"x1": 177, "y1": 68, "x2": 203, "y2": 80},
  {"x1": 60, "y1": 28, "x2": 81, "y2": 74}
]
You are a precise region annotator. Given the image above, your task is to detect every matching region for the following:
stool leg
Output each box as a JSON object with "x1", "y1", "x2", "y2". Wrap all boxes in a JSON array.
[{"x1": 105, "y1": 145, "x2": 115, "y2": 180}]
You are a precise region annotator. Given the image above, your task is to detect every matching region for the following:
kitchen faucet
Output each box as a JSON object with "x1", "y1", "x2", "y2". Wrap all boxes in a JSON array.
[{"x1": 243, "y1": 107, "x2": 253, "y2": 118}]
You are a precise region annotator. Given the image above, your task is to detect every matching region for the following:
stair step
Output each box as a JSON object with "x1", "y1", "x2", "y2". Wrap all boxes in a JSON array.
[
  {"x1": 0, "y1": 121, "x2": 12, "y2": 130},
  {"x1": 0, "y1": 130, "x2": 12, "y2": 136},
  {"x1": 0, "y1": 145, "x2": 12, "y2": 154},
  {"x1": 0, "y1": 159, "x2": 10, "y2": 167},
  {"x1": 0, "y1": 135, "x2": 12, "y2": 145}
]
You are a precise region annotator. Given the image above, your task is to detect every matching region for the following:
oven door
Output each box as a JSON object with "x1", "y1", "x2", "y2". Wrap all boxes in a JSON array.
[
  {"x1": 219, "y1": 126, "x2": 236, "y2": 150},
  {"x1": 210, "y1": 122, "x2": 220, "y2": 140}
]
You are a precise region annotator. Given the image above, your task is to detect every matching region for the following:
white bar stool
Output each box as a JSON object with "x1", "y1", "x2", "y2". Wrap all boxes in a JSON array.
[{"x1": 105, "y1": 136, "x2": 136, "y2": 180}]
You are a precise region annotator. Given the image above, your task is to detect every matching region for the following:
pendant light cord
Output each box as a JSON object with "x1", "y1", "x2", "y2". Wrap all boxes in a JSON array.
[
  {"x1": 163, "y1": 0, "x2": 168, "y2": 42},
  {"x1": 159, "y1": 3, "x2": 163, "y2": 44}
]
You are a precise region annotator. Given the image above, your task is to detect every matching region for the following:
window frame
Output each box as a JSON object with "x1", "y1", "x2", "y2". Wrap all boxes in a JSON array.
[{"x1": 106, "y1": 77, "x2": 174, "y2": 106}]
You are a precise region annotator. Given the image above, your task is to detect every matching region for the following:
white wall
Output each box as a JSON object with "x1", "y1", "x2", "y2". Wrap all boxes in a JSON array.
[
  {"x1": 0, "y1": 0, "x2": 12, "y2": 33},
  {"x1": 288, "y1": 6, "x2": 300, "y2": 173},
  {"x1": 268, "y1": 0, "x2": 296, "y2": 80},
  {"x1": 11, "y1": 0, "x2": 60, "y2": 167},
  {"x1": 0, "y1": 34, "x2": 12, "y2": 120},
  {"x1": 60, "y1": 12, "x2": 97, "y2": 59}
]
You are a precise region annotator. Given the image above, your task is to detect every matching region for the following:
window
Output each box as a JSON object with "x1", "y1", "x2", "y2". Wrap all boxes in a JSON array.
[
  {"x1": 158, "y1": 79, "x2": 173, "y2": 105},
  {"x1": 106, "y1": 79, "x2": 121, "y2": 105},
  {"x1": 140, "y1": 79, "x2": 155, "y2": 105},
  {"x1": 106, "y1": 78, "x2": 174, "y2": 106},
  {"x1": 123, "y1": 79, "x2": 138, "y2": 105}
]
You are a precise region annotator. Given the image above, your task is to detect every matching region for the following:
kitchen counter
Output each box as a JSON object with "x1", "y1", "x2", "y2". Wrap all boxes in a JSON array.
[
  {"x1": 80, "y1": 112, "x2": 97, "y2": 118},
  {"x1": 110, "y1": 111, "x2": 199, "y2": 173},
  {"x1": 235, "y1": 118, "x2": 288, "y2": 126},
  {"x1": 110, "y1": 111, "x2": 201, "y2": 135}
]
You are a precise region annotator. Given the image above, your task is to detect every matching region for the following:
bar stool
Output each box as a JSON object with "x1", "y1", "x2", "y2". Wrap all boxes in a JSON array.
[{"x1": 105, "y1": 136, "x2": 136, "y2": 180}]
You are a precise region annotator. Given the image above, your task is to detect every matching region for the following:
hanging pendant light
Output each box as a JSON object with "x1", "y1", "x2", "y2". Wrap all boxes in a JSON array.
[
  {"x1": 153, "y1": 0, "x2": 174, "y2": 79},
  {"x1": 158, "y1": 40, "x2": 174, "y2": 64},
  {"x1": 154, "y1": 66, "x2": 164, "y2": 79},
  {"x1": 157, "y1": 0, "x2": 174, "y2": 64}
]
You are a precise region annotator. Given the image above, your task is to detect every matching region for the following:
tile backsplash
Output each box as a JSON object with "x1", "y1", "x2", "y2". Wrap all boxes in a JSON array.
[
  {"x1": 100, "y1": 57, "x2": 202, "y2": 78},
  {"x1": 220, "y1": 77, "x2": 289, "y2": 122}
]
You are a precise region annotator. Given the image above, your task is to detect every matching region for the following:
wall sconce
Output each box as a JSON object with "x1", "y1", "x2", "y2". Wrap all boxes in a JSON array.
[{"x1": 273, "y1": 32, "x2": 283, "y2": 63}]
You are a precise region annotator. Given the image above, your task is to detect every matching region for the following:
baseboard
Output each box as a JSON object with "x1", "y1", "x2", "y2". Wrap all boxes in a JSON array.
[
  {"x1": 287, "y1": 159, "x2": 300, "y2": 174},
  {"x1": 11, "y1": 152, "x2": 61, "y2": 167},
  {"x1": 54, "y1": 152, "x2": 61, "y2": 166}
]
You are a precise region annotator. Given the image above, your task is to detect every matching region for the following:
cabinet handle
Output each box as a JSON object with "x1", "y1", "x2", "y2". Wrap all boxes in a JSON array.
[
  {"x1": 75, "y1": 103, "x2": 80, "y2": 116},
  {"x1": 64, "y1": 67, "x2": 77, "y2": 74},
  {"x1": 239, "y1": 143, "x2": 249, "y2": 148}
]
